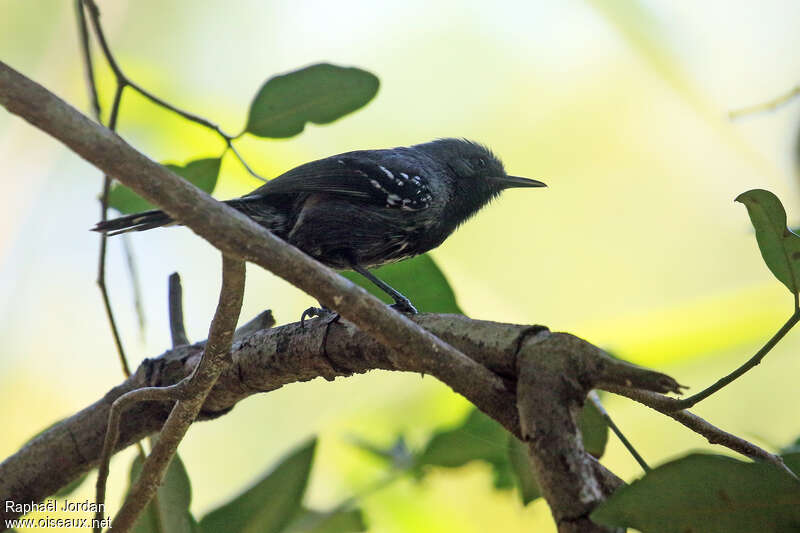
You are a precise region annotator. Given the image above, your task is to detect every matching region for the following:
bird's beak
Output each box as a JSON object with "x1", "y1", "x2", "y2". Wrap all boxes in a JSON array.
[{"x1": 490, "y1": 175, "x2": 547, "y2": 189}]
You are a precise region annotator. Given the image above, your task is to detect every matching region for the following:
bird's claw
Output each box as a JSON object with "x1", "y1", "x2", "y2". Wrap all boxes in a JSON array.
[{"x1": 300, "y1": 306, "x2": 340, "y2": 328}]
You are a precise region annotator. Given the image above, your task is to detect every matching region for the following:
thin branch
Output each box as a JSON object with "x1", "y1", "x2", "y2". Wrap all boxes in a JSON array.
[
  {"x1": 673, "y1": 308, "x2": 800, "y2": 409},
  {"x1": 128, "y1": 82, "x2": 233, "y2": 140},
  {"x1": 93, "y1": 384, "x2": 188, "y2": 532},
  {"x1": 122, "y1": 235, "x2": 147, "y2": 338},
  {"x1": 79, "y1": 0, "x2": 148, "y2": 351},
  {"x1": 81, "y1": 0, "x2": 269, "y2": 184},
  {"x1": 588, "y1": 391, "x2": 650, "y2": 472},
  {"x1": 76, "y1": 0, "x2": 154, "y2": 503},
  {"x1": 227, "y1": 142, "x2": 268, "y2": 182},
  {"x1": 109, "y1": 256, "x2": 245, "y2": 532},
  {"x1": 95, "y1": 79, "x2": 132, "y2": 378},
  {"x1": 603, "y1": 385, "x2": 797, "y2": 480},
  {"x1": 75, "y1": 0, "x2": 100, "y2": 119},
  {"x1": 168, "y1": 273, "x2": 189, "y2": 347},
  {"x1": 729, "y1": 85, "x2": 800, "y2": 119}
]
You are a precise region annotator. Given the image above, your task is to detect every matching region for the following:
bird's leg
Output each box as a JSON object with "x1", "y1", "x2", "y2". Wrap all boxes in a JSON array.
[
  {"x1": 351, "y1": 264, "x2": 418, "y2": 314},
  {"x1": 300, "y1": 305, "x2": 340, "y2": 327}
]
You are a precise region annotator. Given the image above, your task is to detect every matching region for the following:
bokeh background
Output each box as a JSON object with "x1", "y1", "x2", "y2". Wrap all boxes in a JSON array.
[{"x1": 2, "y1": 1, "x2": 800, "y2": 531}]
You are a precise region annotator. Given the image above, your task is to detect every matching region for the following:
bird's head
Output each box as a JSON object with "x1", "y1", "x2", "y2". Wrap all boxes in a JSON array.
[
  {"x1": 415, "y1": 138, "x2": 545, "y2": 191},
  {"x1": 413, "y1": 138, "x2": 546, "y2": 226}
]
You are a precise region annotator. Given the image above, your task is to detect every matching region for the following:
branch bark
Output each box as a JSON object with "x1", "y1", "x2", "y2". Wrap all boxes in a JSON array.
[
  {"x1": 0, "y1": 315, "x2": 680, "y2": 525},
  {"x1": 516, "y1": 334, "x2": 624, "y2": 533}
]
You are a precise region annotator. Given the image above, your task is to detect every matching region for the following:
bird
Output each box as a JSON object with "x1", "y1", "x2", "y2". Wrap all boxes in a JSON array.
[{"x1": 93, "y1": 138, "x2": 546, "y2": 319}]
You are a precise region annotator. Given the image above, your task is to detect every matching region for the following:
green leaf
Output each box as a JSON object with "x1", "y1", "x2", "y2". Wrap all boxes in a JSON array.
[
  {"x1": 108, "y1": 157, "x2": 221, "y2": 214},
  {"x1": 246, "y1": 64, "x2": 379, "y2": 138},
  {"x1": 736, "y1": 189, "x2": 800, "y2": 294},
  {"x1": 506, "y1": 435, "x2": 540, "y2": 505},
  {"x1": 342, "y1": 254, "x2": 462, "y2": 314},
  {"x1": 129, "y1": 453, "x2": 196, "y2": 533},
  {"x1": 198, "y1": 439, "x2": 316, "y2": 533},
  {"x1": 579, "y1": 399, "x2": 609, "y2": 459},
  {"x1": 417, "y1": 408, "x2": 513, "y2": 489},
  {"x1": 590, "y1": 453, "x2": 800, "y2": 533},
  {"x1": 284, "y1": 508, "x2": 366, "y2": 533}
]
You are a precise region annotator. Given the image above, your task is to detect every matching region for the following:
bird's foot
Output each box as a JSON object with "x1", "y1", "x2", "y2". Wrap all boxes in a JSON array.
[
  {"x1": 301, "y1": 306, "x2": 340, "y2": 328},
  {"x1": 389, "y1": 299, "x2": 418, "y2": 314}
]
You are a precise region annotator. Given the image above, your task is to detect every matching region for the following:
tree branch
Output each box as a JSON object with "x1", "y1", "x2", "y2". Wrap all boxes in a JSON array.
[
  {"x1": 108, "y1": 256, "x2": 245, "y2": 532},
  {"x1": 0, "y1": 315, "x2": 679, "y2": 523},
  {"x1": 168, "y1": 273, "x2": 190, "y2": 347},
  {"x1": 516, "y1": 333, "x2": 623, "y2": 533},
  {"x1": 603, "y1": 385, "x2": 796, "y2": 479}
]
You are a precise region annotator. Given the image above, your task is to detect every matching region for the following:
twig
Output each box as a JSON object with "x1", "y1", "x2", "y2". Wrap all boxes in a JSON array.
[
  {"x1": 603, "y1": 385, "x2": 797, "y2": 480},
  {"x1": 168, "y1": 273, "x2": 189, "y2": 347},
  {"x1": 588, "y1": 391, "x2": 650, "y2": 472},
  {"x1": 109, "y1": 256, "x2": 245, "y2": 532},
  {"x1": 729, "y1": 85, "x2": 800, "y2": 119},
  {"x1": 228, "y1": 142, "x2": 268, "y2": 181},
  {"x1": 80, "y1": 0, "x2": 267, "y2": 182},
  {"x1": 76, "y1": 0, "x2": 153, "y2": 513},
  {"x1": 673, "y1": 306, "x2": 800, "y2": 409},
  {"x1": 232, "y1": 309, "x2": 276, "y2": 341},
  {"x1": 94, "y1": 74, "x2": 131, "y2": 378},
  {"x1": 122, "y1": 235, "x2": 146, "y2": 338},
  {"x1": 74, "y1": 0, "x2": 100, "y2": 119},
  {"x1": 78, "y1": 0, "x2": 148, "y2": 356},
  {"x1": 93, "y1": 384, "x2": 188, "y2": 531}
]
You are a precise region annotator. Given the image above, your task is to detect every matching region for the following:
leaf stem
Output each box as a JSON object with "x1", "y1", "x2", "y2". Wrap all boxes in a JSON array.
[
  {"x1": 226, "y1": 141, "x2": 268, "y2": 181},
  {"x1": 588, "y1": 391, "x2": 650, "y2": 472},
  {"x1": 729, "y1": 85, "x2": 800, "y2": 119},
  {"x1": 81, "y1": 0, "x2": 266, "y2": 180},
  {"x1": 673, "y1": 306, "x2": 800, "y2": 410}
]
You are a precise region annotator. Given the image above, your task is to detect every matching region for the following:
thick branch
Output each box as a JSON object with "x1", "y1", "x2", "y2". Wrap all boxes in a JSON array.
[
  {"x1": 516, "y1": 334, "x2": 624, "y2": 533},
  {"x1": 0, "y1": 316, "x2": 678, "y2": 523}
]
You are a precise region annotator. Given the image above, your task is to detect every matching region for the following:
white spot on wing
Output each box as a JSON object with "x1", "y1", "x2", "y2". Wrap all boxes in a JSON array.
[{"x1": 379, "y1": 165, "x2": 394, "y2": 179}]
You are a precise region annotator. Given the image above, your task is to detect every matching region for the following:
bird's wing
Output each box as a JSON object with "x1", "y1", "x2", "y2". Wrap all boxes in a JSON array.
[{"x1": 247, "y1": 154, "x2": 434, "y2": 211}]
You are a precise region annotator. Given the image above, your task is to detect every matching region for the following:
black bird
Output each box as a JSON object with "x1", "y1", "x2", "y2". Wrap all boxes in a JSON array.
[{"x1": 93, "y1": 138, "x2": 545, "y2": 316}]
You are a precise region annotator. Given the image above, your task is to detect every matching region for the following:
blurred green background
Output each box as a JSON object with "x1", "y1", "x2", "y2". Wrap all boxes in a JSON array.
[{"x1": 2, "y1": 1, "x2": 800, "y2": 531}]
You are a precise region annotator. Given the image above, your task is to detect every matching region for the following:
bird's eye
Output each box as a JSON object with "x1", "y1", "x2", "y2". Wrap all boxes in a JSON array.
[{"x1": 474, "y1": 158, "x2": 487, "y2": 169}]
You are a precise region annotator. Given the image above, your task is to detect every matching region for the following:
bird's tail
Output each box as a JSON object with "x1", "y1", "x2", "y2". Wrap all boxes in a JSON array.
[
  {"x1": 91, "y1": 197, "x2": 267, "y2": 236},
  {"x1": 92, "y1": 209, "x2": 174, "y2": 236}
]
